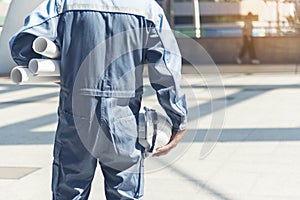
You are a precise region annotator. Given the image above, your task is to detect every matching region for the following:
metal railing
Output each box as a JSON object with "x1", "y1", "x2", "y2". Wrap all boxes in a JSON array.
[{"x1": 175, "y1": 24, "x2": 300, "y2": 38}]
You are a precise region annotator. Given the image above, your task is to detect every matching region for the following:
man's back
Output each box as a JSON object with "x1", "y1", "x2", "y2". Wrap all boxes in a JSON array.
[{"x1": 57, "y1": 1, "x2": 152, "y2": 98}]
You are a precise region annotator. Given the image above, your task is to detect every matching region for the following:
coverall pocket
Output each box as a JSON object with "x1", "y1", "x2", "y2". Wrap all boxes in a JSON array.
[
  {"x1": 112, "y1": 105, "x2": 137, "y2": 137},
  {"x1": 114, "y1": 114, "x2": 137, "y2": 136},
  {"x1": 110, "y1": 106, "x2": 139, "y2": 154}
]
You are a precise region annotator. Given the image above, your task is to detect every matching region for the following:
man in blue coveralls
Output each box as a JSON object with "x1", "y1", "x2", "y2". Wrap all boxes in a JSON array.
[{"x1": 10, "y1": 0, "x2": 187, "y2": 199}]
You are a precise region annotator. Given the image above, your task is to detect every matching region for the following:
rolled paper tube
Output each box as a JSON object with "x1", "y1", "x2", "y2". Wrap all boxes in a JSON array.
[
  {"x1": 10, "y1": 66, "x2": 60, "y2": 84},
  {"x1": 29, "y1": 59, "x2": 60, "y2": 75},
  {"x1": 10, "y1": 66, "x2": 33, "y2": 84},
  {"x1": 32, "y1": 36, "x2": 60, "y2": 59}
]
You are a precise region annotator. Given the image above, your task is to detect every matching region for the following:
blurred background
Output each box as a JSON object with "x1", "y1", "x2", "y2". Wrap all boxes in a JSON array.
[
  {"x1": 1, "y1": 0, "x2": 300, "y2": 64},
  {"x1": 159, "y1": 0, "x2": 300, "y2": 64},
  {"x1": 0, "y1": 0, "x2": 10, "y2": 34}
]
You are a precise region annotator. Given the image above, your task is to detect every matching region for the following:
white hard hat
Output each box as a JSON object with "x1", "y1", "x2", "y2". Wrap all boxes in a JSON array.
[{"x1": 138, "y1": 107, "x2": 172, "y2": 156}]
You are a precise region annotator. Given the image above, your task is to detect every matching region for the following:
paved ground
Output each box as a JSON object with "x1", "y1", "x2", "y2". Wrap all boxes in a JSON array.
[{"x1": 0, "y1": 65, "x2": 300, "y2": 199}]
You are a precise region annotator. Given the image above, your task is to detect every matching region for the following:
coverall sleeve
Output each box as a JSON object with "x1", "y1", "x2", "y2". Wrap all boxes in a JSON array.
[
  {"x1": 146, "y1": 10, "x2": 187, "y2": 132},
  {"x1": 9, "y1": 0, "x2": 61, "y2": 66}
]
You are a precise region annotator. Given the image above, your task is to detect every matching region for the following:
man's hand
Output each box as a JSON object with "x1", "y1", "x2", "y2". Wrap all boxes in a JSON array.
[
  {"x1": 247, "y1": 35, "x2": 252, "y2": 41},
  {"x1": 152, "y1": 129, "x2": 187, "y2": 157}
]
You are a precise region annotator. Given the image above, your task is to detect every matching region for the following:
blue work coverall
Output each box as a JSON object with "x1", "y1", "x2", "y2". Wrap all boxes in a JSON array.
[{"x1": 10, "y1": 0, "x2": 187, "y2": 199}]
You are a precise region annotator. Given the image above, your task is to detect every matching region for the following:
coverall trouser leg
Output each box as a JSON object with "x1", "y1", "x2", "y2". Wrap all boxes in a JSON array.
[{"x1": 52, "y1": 97, "x2": 144, "y2": 199}]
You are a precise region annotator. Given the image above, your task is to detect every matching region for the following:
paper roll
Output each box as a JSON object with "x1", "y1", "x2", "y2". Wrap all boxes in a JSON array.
[
  {"x1": 10, "y1": 66, "x2": 33, "y2": 84},
  {"x1": 29, "y1": 59, "x2": 60, "y2": 75},
  {"x1": 32, "y1": 36, "x2": 60, "y2": 58},
  {"x1": 10, "y1": 66, "x2": 60, "y2": 84}
]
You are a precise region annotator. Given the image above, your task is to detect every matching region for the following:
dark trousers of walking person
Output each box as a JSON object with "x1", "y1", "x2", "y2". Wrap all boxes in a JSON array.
[{"x1": 239, "y1": 36, "x2": 257, "y2": 60}]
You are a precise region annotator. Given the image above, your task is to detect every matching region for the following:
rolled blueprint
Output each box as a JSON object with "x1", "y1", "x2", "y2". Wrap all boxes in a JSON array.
[
  {"x1": 29, "y1": 59, "x2": 60, "y2": 75},
  {"x1": 10, "y1": 66, "x2": 60, "y2": 84},
  {"x1": 10, "y1": 66, "x2": 33, "y2": 84},
  {"x1": 32, "y1": 36, "x2": 60, "y2": 58}
]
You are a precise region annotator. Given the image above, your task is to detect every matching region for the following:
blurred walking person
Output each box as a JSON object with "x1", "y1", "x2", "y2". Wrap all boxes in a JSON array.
[{"x1": 236, "y1": 12, "x2": 260, "y2": 64}]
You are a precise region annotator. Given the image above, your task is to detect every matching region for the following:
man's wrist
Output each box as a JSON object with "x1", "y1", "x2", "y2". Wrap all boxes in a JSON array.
[{"x1": 172, "y1": 124, "x2": 187, "y2": 133}]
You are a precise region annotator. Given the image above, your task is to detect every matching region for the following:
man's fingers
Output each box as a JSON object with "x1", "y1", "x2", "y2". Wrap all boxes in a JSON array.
[
  {"x1": 152, "y1": 142, "x2": 176, "y2": 157},
  {"x1": 152, "y1": 129, "x2": 187, "y2": 157},
  {"x1": 152, "y1": 148, "x2": 171, "y2": 157}
]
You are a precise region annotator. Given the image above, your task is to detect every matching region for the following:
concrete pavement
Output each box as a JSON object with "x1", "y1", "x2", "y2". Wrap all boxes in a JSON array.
[{"x1": 0, "y1": 65, "x2": 300, "y2": 199}]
